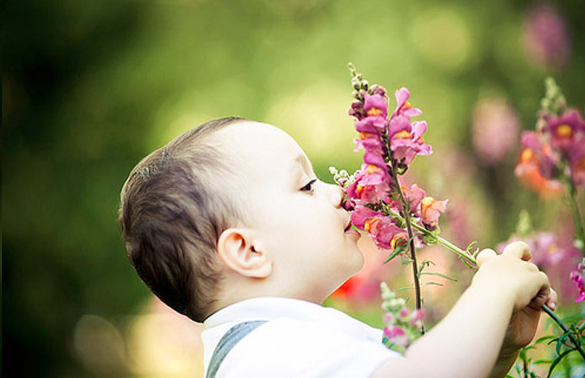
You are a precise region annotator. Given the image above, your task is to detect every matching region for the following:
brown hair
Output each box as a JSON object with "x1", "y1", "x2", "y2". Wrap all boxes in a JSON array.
[{"x1": 118, "y1": 116, "x2": 247, "y2": 322}]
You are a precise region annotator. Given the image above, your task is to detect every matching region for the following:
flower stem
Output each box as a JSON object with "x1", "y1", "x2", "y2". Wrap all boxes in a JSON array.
[
  {"x1": 385, "y1": 208, "x2": 477, "y2": 266},
  {"x1": 390, "y1": 168, "x2": 425, "y2": 334},
  {"x1": 541, "y1": 305, "x2": 585, "y2": 360},
  {"x1": 565, "y1": 182, "x2": 585, "y2": 254}
]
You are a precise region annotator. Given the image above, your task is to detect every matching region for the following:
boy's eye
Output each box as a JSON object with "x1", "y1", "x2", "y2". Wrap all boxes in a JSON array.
[{"x1": 300, "y1": 179, "x2": 317, "y2": 192}]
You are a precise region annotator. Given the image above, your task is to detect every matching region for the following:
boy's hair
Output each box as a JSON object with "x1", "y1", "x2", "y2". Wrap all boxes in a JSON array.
[{"x1": 118, "y1": 116, "x2": 247, "y2": 322}]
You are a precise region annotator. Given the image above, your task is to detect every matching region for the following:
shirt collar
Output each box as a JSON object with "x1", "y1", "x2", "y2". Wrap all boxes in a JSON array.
[
  {"x1": 204, "y1": 297, "x2": 324, "y2": 328},
  {"x1": 204, "y1": 297, "x2": 383, "y2": 343}
]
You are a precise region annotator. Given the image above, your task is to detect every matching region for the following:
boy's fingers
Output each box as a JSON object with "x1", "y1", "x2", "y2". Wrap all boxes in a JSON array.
[
  {"x1": 546, "y1": 288, "x2": 558, "y2": 311},
  {"x1": 502, "y1": 241, "x2": 532, "y2": 261},
  {"x1": 528, "y1": 272, "x2": 551, "y2": 310},
  {"x1": 476, "y1": 249, "x2": 497, "y2": 267}
]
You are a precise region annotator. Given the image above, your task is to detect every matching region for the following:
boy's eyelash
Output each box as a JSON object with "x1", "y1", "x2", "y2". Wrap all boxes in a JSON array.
[{"x1": 300, "y1": 179, "x2": 317, "y2": 192}]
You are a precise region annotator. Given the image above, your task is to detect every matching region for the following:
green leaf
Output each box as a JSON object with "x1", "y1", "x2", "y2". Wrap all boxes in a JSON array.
[
  {"x1": 534, "y1": 335, "x2": 556, "y2": 345},
  {"x1": 384, "y1": 246, "x2": 405, "y2": 264},
  {"x1": 417, "y1": 260, "x2": 435, "y2": 277},
  {"x1": 419, "y1": 271, "x2": 458, "y2": 282},
  {"x1": 400, "y1": 254, "x2": 414, "y2": 265},
  {"x1": 423, "y1": 282, "x2": 443, "y2": 287},
  {"x1": 546, "y1": 348, "x2": 576, "y2": 378}
]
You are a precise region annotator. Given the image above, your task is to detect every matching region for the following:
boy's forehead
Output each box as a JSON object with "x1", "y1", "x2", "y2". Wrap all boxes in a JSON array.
[{"x1": 217, "y1": 121, "x2": 305, "y2": 161}]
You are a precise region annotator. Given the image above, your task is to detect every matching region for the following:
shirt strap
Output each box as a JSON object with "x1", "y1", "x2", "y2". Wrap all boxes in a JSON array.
[{"x1": 205, "y1": 320, "x2": 268, "y2": 378}]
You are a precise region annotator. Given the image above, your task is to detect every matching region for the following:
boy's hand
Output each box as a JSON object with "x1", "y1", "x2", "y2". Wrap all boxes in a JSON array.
[{"x1": 475, "y1": 241, "x2": 557, "y2": 350}]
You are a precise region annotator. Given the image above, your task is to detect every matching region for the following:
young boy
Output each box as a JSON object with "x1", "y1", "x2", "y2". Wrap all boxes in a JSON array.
[{"x1": 118, "y1": 117, "x2": 557, "y2": 378}]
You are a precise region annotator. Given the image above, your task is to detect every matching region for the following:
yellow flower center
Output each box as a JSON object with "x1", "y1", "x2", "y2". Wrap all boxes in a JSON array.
[
  {"x1": 364, "y1": 218, "x2": 379, "y2": 233},
  {"x1": 547, "y1": 243, "x2": 558, "y2": 255},
  {"x1": 366, "y1": 164, "x2": 379, "y2": 175},
  {"x1": 555, "y1": 124, "x2": 572, "y2": 138},
  {"x1": 393, "y1": 130, "x2": 412, "y2": 139},
  {"x1": 359, "y1": 132, "x2": 374, "y2": 140},
  {"x1": 403, "y1": 100, "x2": 412, "y2": 110},
  {"x1": 367, "y1": 107, "x2": 384, "y2": 117},
  {"x1": 390, "y1": 235, "x2": 407, "y2": 249},
  {"x1": 421, "y1": 196, "x2": 435, "y2": 208}
]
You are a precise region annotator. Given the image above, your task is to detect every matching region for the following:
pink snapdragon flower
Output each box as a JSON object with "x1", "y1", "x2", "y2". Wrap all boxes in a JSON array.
[
  {"x1": 350, "y1": 207, "x2": 406, "y2": 250},
  {"x1": 420, "y1": 196, "x2": 448, "y2": 229},
  {"x1": 349, "y1": 101, "x2": 366, "y2": 120},
  {"x1": 350, "y1": 206, "x2": 384, "y2": 230},
  {"x1": 354, "y1": 131, "x2": 384, "y2": 155},
  {"x1": 346, "y1": 163, "x2": 391, "y2": 204},
  {"x1": 392, "y1": 88, "x2": 422, "y2": 118},
  {"x1": 368, "y1": 218, "x2": 406, "y2": 250},
  {"x1": 355, "y1": 115, "x2": 387, "y2": 134},
  {"x1": 364, "y1": 94, "x2": 389, "y2": 118},
  {"x1": 388, "y1": 118, "x2": 432, "y2": 165},
  {"x1": 390, "y1": 183, "x2": 426, "y2": 214}
]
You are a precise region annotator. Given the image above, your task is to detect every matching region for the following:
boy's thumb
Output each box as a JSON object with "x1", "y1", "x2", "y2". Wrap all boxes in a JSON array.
[{"x1": 476, "y1": 249, "x2": 497, "y2": 267}]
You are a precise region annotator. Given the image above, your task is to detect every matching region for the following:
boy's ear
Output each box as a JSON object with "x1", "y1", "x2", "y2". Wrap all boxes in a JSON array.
[{"x1": 217, "y1": 228, "x2": 272, "y2": 278}]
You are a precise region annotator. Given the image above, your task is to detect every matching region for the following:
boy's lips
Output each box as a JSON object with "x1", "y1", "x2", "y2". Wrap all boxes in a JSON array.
[{"x1": 344, "y1": 218, "x2": 352, "y2": 232}]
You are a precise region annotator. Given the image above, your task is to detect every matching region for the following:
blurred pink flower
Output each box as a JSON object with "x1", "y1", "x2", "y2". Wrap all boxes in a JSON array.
[
  {"x1": 497, "y1": 232, "x2": 565, "y2": 267},
  {"x1": 568, "y1": 141, "x2": 585, "y2": 186},
  {"x1": 522, "y1": 3, "x2": 571, "y2": 69},
  {"x1": 471, "y1": 98, "x2": 520, "y2": 165},
  {"x1": 569, "y1": 269, "x2": 584, "y2": 302},
  {"x1": 543, "y1": 109, "x2": 585, "y2": 153},
  {"x1": 497, "y1": 232, "x2": 583, "y2": 304},
  {"x1": 410, "y1": 309, "x2": 425, "y2": 328},
  {"x1": 515, "y1": 131, "x2": 564, "y2": 197},
  {"x1": 383, "y1": 326, "x2": 409, "y2": 348}
]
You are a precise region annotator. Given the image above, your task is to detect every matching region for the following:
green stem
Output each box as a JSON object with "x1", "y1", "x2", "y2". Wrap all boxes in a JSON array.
[
  {"x1": 542, "y1": 305, "x2": 585, "y2": 360},
  {"x1": 391, "y1": 168, "x2": 425, "y2": 334},
  {"x1": 565, "y1": 182, "x2": 585, "y2": 254},
  {"x1": 386, "y1": 208, "x2": 477, "y2": 265}
]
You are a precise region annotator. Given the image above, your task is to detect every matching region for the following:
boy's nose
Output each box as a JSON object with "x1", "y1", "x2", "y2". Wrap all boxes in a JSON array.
[{"x1": 327, "y1": 184, "x2": 344, "y2": 208}]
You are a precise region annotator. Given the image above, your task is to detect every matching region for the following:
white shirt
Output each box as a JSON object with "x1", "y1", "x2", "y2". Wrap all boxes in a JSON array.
[{"x1": 202, "y1": 297, "x2": 400, "y2": 378}]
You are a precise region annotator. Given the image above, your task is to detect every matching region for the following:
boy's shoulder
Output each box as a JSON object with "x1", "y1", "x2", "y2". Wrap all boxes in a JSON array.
[{"x1": 202, "y1": 298, "x2": 399, "y2": 378}]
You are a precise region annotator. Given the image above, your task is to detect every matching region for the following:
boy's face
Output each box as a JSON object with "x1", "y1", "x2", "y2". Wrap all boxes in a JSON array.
[{"x1": 217, "y1": 121, "x2": 364, "y2": 302}]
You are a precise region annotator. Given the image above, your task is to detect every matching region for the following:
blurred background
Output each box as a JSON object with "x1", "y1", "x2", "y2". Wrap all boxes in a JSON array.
[{"x1": 3, "y1": 0, "x2": 585, "y2": 377}]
